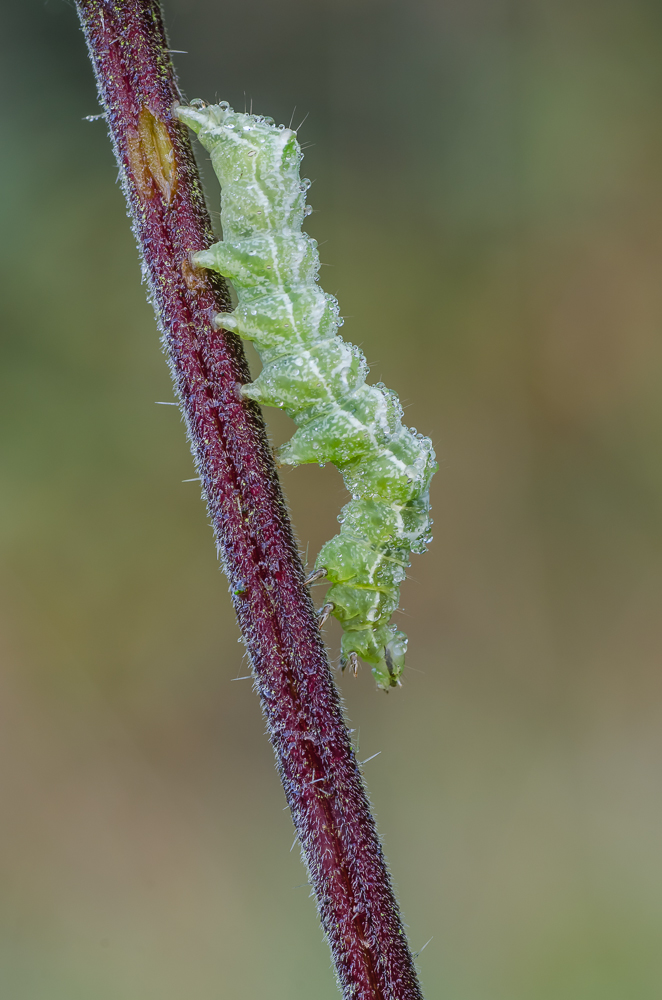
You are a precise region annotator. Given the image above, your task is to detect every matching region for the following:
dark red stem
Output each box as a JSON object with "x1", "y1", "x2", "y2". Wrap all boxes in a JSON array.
[{"x1": 74, "y1": 3, "x2": 425, "y2": 997}]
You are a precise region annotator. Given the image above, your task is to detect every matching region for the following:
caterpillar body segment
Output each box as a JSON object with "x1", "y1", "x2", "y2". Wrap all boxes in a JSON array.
[{"x1": 177, "y1": 101, "x2": 437, "y2": 690}]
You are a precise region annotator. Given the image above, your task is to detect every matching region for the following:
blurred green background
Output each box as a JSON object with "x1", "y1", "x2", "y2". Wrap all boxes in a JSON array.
[{"x1": 2, "y1": 1, "x2": 662, "y2": 997}]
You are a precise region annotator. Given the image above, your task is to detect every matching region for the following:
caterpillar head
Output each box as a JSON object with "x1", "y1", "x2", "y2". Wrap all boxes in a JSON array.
[{"x1": 340, "y1": 627, "x2": 407, "y2": 691}]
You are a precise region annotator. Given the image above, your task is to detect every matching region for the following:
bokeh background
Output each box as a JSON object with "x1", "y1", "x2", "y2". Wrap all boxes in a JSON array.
[{"x1": 2, "y1": 0, "x2": 662, "y2": 996}]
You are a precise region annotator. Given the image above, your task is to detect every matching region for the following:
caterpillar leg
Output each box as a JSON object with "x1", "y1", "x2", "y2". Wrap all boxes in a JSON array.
[
  {"x1": 305, "y1": 567, "x2": 327, "y2": 586},
  {"x1": 317, "y1": 602, "x2": 335, "y2": 627},
  {"x1": 340, "y1": 651, "x2": 359, "y2": 677}
]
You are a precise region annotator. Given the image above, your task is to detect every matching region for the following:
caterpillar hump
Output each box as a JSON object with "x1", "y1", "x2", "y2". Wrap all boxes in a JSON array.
[{"x1": 177, "y1": 101, "x2": 437, "y2": 690}]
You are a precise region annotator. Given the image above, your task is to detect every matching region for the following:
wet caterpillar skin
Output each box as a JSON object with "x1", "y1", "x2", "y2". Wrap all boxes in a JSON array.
[{"x1": 177, "y1": 100, "x2": 437, "y2": 690}]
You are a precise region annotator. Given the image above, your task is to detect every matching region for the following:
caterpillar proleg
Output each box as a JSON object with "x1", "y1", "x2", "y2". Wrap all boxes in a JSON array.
[{"x1": 176, "y1": 100, "x2": 437, "y2": 689}]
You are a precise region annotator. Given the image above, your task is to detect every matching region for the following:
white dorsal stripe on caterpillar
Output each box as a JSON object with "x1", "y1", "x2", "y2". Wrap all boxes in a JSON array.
[{"x1": 176, "y1": 100, "x2": 437, "y2": 690}]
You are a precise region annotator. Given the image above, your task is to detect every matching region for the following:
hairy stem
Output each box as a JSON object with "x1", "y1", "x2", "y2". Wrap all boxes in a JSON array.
[{"x1": 74, "y1": 3, "x2": 425, "y2": 997}]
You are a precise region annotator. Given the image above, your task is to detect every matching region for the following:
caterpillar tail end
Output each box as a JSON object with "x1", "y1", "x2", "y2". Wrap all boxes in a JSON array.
[
  {"x1": 340, "y1": 628, "x2": 408, "y2": 691},
  {"x1": 173, "y1": 102, "x2": 210, "y2": 134}
]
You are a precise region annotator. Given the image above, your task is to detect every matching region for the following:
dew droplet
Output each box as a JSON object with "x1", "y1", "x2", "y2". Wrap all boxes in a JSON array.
[{"x1": 304, "y1": 205, "x2": 313, "y2": 216}]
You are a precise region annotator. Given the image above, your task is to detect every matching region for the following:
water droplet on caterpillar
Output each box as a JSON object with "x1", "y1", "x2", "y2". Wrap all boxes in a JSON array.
[{"x1": 304, "y1": 205, "x2": 313, "y2": 217}]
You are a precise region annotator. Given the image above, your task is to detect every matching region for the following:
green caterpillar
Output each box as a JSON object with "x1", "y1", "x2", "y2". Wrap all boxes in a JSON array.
[{"x1": 176, "y1": 100, "x2": 436, "y2": 690}]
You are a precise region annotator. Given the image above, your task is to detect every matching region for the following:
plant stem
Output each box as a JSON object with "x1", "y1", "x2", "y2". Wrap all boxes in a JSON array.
[{"x1": 74, "y1": 3, "x2": 425, "y2": 997}]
